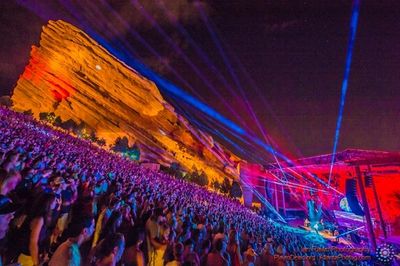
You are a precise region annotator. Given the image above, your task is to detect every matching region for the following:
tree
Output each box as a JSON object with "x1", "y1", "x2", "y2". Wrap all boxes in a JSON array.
[
  {"x1": 187, "y1": 170, "x2": 197, "y2": 183},
  {"x1": 46, "y1": 112, "x2": 56, "y2": 124},
  {"x1": 76, "y1": 121, "x2": 87, "y2": 132},
  {"x1": 39, "y1": 112, "x2": 49, "y2": 121},
  {"x1": 126, "y1": 145, "x2": 140, "y2": 161},
  {"x1": 97, "y1": 138, "x2": 106, "y2": 147},
  {"x1": 78, "y1": 127, "x2": 91, "y2": 140},
  {"x1": 23, "y1": 109, "x2": 33, "y2": 116},
  {"x1": 38, "y1": 112, "x2": 60, "y2": 125},
  {"x1": 112, "y1": 136, "x2": 129, "y2": 153},
  {"x1": 60, "y1": 119, "x2": 78, "y2": 131},
  {"x1": 220, "y1": 177, "x2": 232, "y2": 194},
  {"x1": 230, "y1": 181, "x2": 243, "y2": 198},
  {"x1": 111, "y1": 137, "x2": 141, "y2": 161},
  {"x1": 169, "y1": 162, "x2": 183, "y2": 179},
  {"x1": 186, "y1": 167, "x2": 208, "y2": 186},
  {"x1": 54, "y1": 116, "x2": 62, "y2": 127},
  {"x1": 170, "y1": 162, "x2": 180, "y2": 172},
  {"x1": 89, "y1": 131, "x2": 98, "y2": 142},
  {"x1": 194, "y1": 171, "x2": 209, "y2": 187},
  {"x1": 211, "y1": 180, "x2": 222, "y2": 191}
]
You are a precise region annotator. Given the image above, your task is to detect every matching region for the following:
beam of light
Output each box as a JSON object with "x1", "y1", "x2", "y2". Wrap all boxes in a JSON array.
[
  {"x1": 94, "y1": 0, "x2": 263, "y2": 138},
  {"x1": 216, "y1": 45, "x2": 335, "y2": 191},
  {"x1": 92, "y1": 0, "x2": 211, "y2": 103},
  {"x1": 194, "y1": 1, "x2": 346, "y2": 196},
  {"x1": 328, "y1": 0, "x2": 361, "y2": 187},
  {"x1": 160, "y1": 0, "x2": 304, "y2": 184},
  {"x1": 225, "y1": 42, "x2": 303, "y2": 158},
  {"x1": 71, "y1": 1, "x2": 134, "y2": 52},
  {"x1": 194, "y1": 3, "x2": 315, "y2": 189},
  {"x1": 56, "y1": 0, "x2": 230, "y2": 125},
  {"x1": 195, "y1": 3, "x2": 242, "y2": 96},
  {"x1": 107, "y1": 50, "x2": 299, "y2": 164},
  {"x1": 157, "y1": 1, "x2": 242, "y2": 97},
  {"x1": 194, "y1": 3, "x2": 269, "y2": 140},
  {"x1": 246, "y1": 164, "x2": 313, "y2": 199},
  {"x1": 169, "y1": 99, "x2": 262, "y2": 162},
  {"x1": 57, "y1": 0, "x2": 125, "y2": 56},
  {"x1": 171, "y1": 81, "x2": 343, "y2": 196},
  {"x1": 158, "y1": 1, "x2": 287, "y2": 161},
  {"x1": 248, "y1": 173, "x2": 329, "y2": 194},
  {"x1": 23, "y1": 0, "x2": 287, "y2": 164},
  {"x1": 266, "y1": 171, "x2": 318, "y2": 208},
  {"x1": 171, "y1": 93, "x2": 282, "y2": 164},
  {"x1": 251, "y1": 178, "x2": 329, "y2": 194},
  {"x1": 241, "y1": 179, "x2": 286, "y2": 223},
  {"x1": 169, "y1": 95, "x2": 281, "y2": 164},
  {"x1": 30, "y1": 1, "x2": 278, "y2": 160},
  {"x1": 97, "y1": 0, "x2": 258, "y2": 131},
  {"x1": 26, "y1": 1, "x2": 337, "y2": 199},
  {"x1": 130, "y1": 0, "x2": 250, "y2": 129},
  {"x1": 285, "y1": 168, "x2": 344, "y2": 196},
  {"x1": 336, "y1": 226, "x2": 364, "y2": 238},
  {"x1": 20, "y1": 1, "x2": 343, "y2": 197},
  {"x1": 166, "y1": 83, "x2": 264, "y2": 161},
  {"x1": 265, "y1": 147, "x2": 343, "y2": 193},
  {"x1": 266, "y1": 173, "x2": 329, "y2": 193},
  {"x1": 195, "y1": 4, "x2": 287, "y2": 164},
  {"x1": 158, "y1": 1, "x2": 290, "y2": 166},
  {"x1": 270, "y1": 166, "x2": 315, "y2": 186},
  {"x1": 195, "y1": 13, "x2": 284, "y2": 163},
  {"x1": 27, "y1": 2, "x2": 345, "y2": 221}
]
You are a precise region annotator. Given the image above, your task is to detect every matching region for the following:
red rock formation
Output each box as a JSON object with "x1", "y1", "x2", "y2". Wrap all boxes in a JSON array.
[{"x1": 12, "y1": 20, "x2": 240, "y2": 182}]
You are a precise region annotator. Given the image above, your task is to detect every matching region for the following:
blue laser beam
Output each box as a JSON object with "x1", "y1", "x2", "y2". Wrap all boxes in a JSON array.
[
  {"x1": 336, "y1": 226, "x2": 364, "y2": 238},
  {"x1": 195, "y1": 4, "x2": 293, "y2": 178},
  {"x1": 241, "y1": 179, "x2": 286, "y2": 223},
  {"x1": 131, "y1": 0, "x2": 249, "y2": 128},
  {"x1": 114, "y1": 54, "x2": 298, "y2": 164},
  {"x1": 195, "y1": 4, "x2": 329, "y2": 191},
  {"x1": 328, "y1": 0, "x2": 361, "y2": 187},
  {"x1": 20, "y1": 0, "x2": 343, "y2": 195}
]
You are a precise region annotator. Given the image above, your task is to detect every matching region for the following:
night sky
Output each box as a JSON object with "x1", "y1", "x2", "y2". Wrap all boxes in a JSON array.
[{"x1": 1, "y1": 1, "x2": 400, "y2": 161}]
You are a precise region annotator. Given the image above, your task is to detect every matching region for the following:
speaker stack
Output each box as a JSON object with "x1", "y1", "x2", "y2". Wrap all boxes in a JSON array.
[{"x1": 345, "y1": 179, "x2": 365, "y2": 216}]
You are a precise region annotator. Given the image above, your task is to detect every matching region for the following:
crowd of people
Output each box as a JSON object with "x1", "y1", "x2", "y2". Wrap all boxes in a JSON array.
[{"x1": 0, "y1": 107, "x2": 368, "y2": 266}]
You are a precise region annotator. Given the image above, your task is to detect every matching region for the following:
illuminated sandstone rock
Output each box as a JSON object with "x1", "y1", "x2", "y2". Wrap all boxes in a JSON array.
[{"x1": 12, "y1": 20, "x2": 240, "y2": 181}]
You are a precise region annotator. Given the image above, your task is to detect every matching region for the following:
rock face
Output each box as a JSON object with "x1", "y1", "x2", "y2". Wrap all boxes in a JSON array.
[{"x1": 12, "y1": 20, "x2": 240, "y2": 181}]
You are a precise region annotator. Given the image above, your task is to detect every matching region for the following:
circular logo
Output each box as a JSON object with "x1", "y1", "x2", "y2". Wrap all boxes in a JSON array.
[{"x1": 376, "y1": 244, "x2": 395, "y2": 264}]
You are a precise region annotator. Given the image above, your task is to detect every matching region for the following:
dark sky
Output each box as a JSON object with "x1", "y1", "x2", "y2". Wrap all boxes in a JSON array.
[{"x1": 1, "y1": 1, "x2": 400, "y2": 161}]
